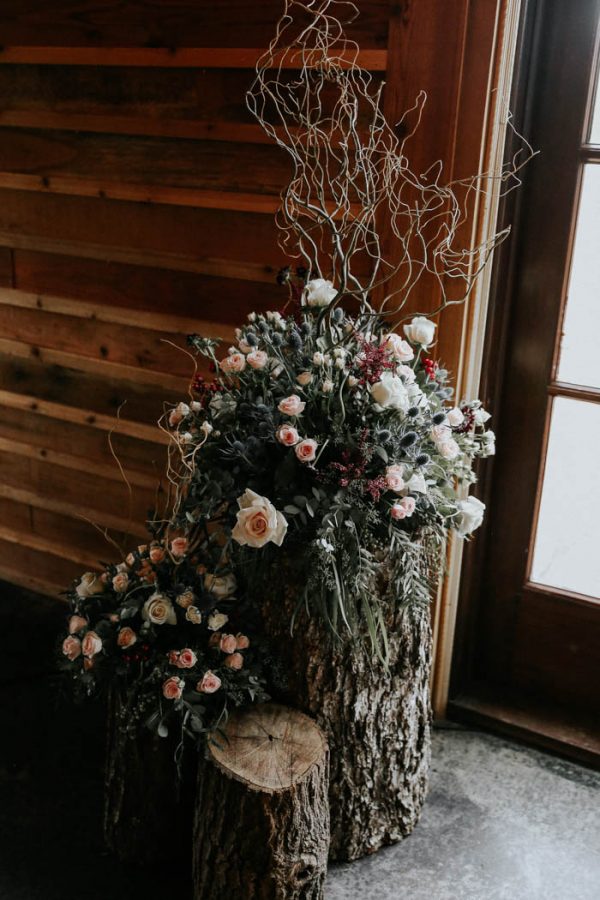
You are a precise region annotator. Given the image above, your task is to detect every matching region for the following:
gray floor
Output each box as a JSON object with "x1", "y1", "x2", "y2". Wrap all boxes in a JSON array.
[{"x1": 327, "y1": 728, "x2": 600, "y2": 900}]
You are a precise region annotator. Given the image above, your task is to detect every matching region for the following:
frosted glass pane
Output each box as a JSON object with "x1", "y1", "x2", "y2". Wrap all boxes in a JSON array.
[
  {"x1": 531, "y1": 397, "x2": 600, "y2": 598},
  {"x1": 557, "y1": 165, "x2": 600, "y2": 389}
]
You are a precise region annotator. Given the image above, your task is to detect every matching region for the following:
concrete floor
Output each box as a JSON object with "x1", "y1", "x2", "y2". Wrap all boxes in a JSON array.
[{"x1": 1, "y1": 583, "x2": 599, "y2": 900}]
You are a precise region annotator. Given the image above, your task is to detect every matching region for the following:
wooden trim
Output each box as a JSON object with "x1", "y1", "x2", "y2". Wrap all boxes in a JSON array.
[
  {"x1": 580, "y1": 145, "x2": 600, "y2": 160},
  {"x1": 0, "y1": 111, "x2": 276, "y2": 144},
  {"x1": 0, "y1": 286, "x2": 233, "y2": 340},
  {"x1": 0, "y1": 522, "x2": 104, "y2": 571},
  {"x1": 0, "y1": 435, "x2": 159, "y2": 491},
  {"x1": 0, "y1": 337, "x2": 190, "y2": 392},
  {"x1": 0, "y1": 230, "x2": 278, "y2": 284},
  {"x1": 0, "y1": 389, "x2": 169, "y2": 445},
  {"x1": 0, "y1": 46, "x2": 387, "y2": 70},
  {"x1": 448, "y1": 693, "x2": 600, "y2": 768},
  {"x1": 548, "y1": 381, "x2": 600, "y2": 403},
  {"x1": 0, "y1": 483, "x2": 148, "y2": 540},
  {"x1": 523, "y1": 579, "x2": 600, "y2": 608}
]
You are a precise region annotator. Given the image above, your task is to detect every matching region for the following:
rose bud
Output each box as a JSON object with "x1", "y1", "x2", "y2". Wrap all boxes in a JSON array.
[{"x1": 224, "y1": 653, "x2": 244, "y2": 670}]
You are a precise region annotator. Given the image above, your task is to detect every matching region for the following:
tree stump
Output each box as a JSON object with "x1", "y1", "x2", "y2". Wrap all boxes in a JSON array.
[
  {"x1": 193, "y1": 703, "x2": 330, "y2": 900},
  {"x1": 104, "y1": 688, "x2": 195, "y2": 865},
  {"x1": 260, "y1": 569, "x2": 434, "y2": 862}
]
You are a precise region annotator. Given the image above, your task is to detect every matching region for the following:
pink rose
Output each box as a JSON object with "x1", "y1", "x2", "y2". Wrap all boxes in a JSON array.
[
  {"x1": 276, "y1": 424, "x2": 301, "y2": 446},
  {"x1": 176, "y1": 590, "x2": 195, "y2": 609},
  {"x1": 149, "y1": 545, "x2": 165, "y2": 564},
  {"x1": 431, "y1": 424, "x2": 451, "y2": 443},
  {"x1": 112, "y1": 572, "x2": 129, "y2": 593},
  {"x1": 246, "y1": 350, "x2": 269, "y2": 370},
  {"x1": 170, "y1": 537, "x2": 188, "y2": 557},
  {"x1": 232, "y1": 489, "x2": 287, "y2": 549},
  {"x1": 296, "y1": 371, "x2": 313, "y2": 386},
  {"x1": 381, "y1": 333, "x2": 414, "y2": 362},
  {"x1": 83, "y1": 658, "x2": 94, "y2": 672},
  {"x1": 177, "y1": 648, "x2": 198, "y2": 669},
  {"x1": 62, "y1": 635, "x2": 81, "y2": 661},
  {"x1": 81, "y1": 631, "x2": 102, "y2": 658},
  {"x1": 278, "y1": 394, "x2": 306, "y2": 416},
  {"x1": 197, "y1": 671, "x2": 222, "y2": 694},
  {"x1": 163, "y1": 676, "x2": 184, "y2": 701},
  {"x1": 391, "y1": 497, "x2": 416, "y2": 520},
  {"x1": 220, "y1": 352, "x2": 246, "y2": 374},
  {"x1": 235, "y1": 634, "x2": 250, "y2": 650},
  {"x1": 117, "y1": 627, "x2": 137, "y2": 649},
  {"x1": 224, "y1": 652, "x2": 244, "y2": 670},
  {"x1": 385, "y1": 464, "x2": 406, "y2": 493},
  {"x1": 68, "y1": 615, "x2": 87, "y2": 634},
  {"x1": 125, "y1": 552, "x2": 136, "y2": 567},
  {"x1": 168, "y1": 402, "x2": 190, "y2": 427},
  {"x1": 295, "y1": 439, "x2": 318, "y2": 463},
  {"x1": 219, "y1": 634, "x2": 237, "y2": 654}
]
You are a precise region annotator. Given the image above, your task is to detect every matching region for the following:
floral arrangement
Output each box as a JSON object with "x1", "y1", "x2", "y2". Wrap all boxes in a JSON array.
[
  {"x1": 60, "y1": 534, "x2": 272, "y2": 739},
  {"x1": 164, "y1": 270, "x2": 494, "y2": 652}
]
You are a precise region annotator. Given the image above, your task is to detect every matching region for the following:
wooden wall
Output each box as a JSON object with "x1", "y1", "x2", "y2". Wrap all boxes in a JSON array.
[{"x1": 0, "y1": 1, "x2": 504, "y2": 598}]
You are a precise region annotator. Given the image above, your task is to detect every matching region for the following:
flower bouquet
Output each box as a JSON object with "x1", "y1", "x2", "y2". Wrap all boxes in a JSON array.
[{"x1": 60, "y1": 534, "x2": 272, "y2": 862}]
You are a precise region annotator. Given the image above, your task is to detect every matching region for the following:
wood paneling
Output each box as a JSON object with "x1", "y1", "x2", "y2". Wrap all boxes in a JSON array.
[{"x1": 0, "y1": 2, "x2": 501, "y2": 601}]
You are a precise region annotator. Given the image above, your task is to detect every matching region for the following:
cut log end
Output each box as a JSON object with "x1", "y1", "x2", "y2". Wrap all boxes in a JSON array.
[
  {"x1": 209, "y1": 702, "x2": 328, "y2": 793},
  {"x1": 194, "y1": 703, "x2": 330, "y2": 900}
]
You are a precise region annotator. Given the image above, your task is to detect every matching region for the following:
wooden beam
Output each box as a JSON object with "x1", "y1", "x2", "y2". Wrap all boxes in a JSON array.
[
  {"x1": 0, "y1": 110, "x2": 277, "y2": 144},
  {"x1": 0, "y1": 434, "x2": 159, "y2": 490},
  {"x1": 0, "y1": 46, "x2": 387, "y2": 70},
  {"x1": 0, "y1": 286, "x2": 233, "y2": 340},
  {"x1": 0, "y1": 171, "x2": 282, "y2": 214},
  {"x1": 0, "y1": 389, "x2": 169, "y2": 445},
  {"x1": 0, "y1": 483, "x2": 149, "y2": 540},
  {"x1": 0, "y1": 230, "x2": 278, "y2": 284},
  {"x1": 0, "y1": 522, "x2": 103, "y2": 570},
  {"x1": 0, "y1": 563, "x2": 66, "y2": 600},
  {"x1": 0, "y1": 336, "x2": 190, "y2": 392}
]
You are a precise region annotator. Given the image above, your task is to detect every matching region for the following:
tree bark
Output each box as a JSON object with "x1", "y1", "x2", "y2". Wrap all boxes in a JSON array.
[
  {"x1": 104, "y1": 688, "x2": 195, "y2": 865},
  {"x1": 193, "y1": 704, "x2": 330, "y2": 900},
  {"x1": 260, "y1": 575, "x2": 433, "y2": 862}
]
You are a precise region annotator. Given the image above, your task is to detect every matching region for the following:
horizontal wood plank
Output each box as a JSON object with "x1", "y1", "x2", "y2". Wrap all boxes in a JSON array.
[
  {"x1": 0, "y1": 46, "x2": 387, "y2": 69},
  {"x1": 0, "y1": 388, "x2": 168, "y2": 444},
  {"x1": 0, "y1": 522, "x2": 105, "y2": 570},
  {"x1": 11, "y1": 249, "x2": 284, "y2": 321},
  {"x1": 0, "y1": 406, "x2": 167, "y2": 486}
]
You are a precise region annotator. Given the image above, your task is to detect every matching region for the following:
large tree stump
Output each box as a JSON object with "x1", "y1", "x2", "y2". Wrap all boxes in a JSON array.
[
  {"x1": 260, "y1": 570, "x2": 433, "y2": 862},
  {"x1": 193, "y1": 703, "x2": 329, "y2": 900},
  {"x1": 104, "y1": 688, "x2": 195, "y2": 865}
]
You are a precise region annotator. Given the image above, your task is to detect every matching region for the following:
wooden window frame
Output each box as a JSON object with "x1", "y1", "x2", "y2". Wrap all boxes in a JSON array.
[{"x1": 448, "y1": 0, "x2": 600, "y2": 767}]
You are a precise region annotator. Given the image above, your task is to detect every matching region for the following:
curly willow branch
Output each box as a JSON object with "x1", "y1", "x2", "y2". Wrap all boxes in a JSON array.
[{"x1": 246, "y1": 0, "x2": 534, "y2": 319}]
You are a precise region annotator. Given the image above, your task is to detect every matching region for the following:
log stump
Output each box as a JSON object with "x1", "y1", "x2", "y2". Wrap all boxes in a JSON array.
[
  {"x1": 260, "y1": 571, "x2": 434, "y2": 862},
  {"x1": 104, "y1": 688, "x2": 195, "y2": 865},
  {"x1": 193, "y1": 703, "x2": 329, "y2": 900}
]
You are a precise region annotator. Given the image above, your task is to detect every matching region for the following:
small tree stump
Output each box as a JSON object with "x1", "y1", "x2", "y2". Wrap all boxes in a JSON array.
[
  {"x1": 193, "y1": 703, "x2": 329, "y2": 900},
  {"x1": 104, "y1": 688, "x2": 195, "y2": 865}
]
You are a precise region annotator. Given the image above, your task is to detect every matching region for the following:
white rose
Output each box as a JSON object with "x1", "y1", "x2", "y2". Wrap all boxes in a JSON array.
[
  {"x1": 322, "y1": 380, "x2": 334, "y2": 393},
  {"x1": 473, "y1": 406, "x2": 491, "y2": 426},
  {"x1": 75, "y1": 572, "x2": 105, "y2": 599},
  {"x1": 381, "y1": 333, "x2": 414, "y2": 362},
  {"x1": 313, "y1": 352, "x2": 325, "y2": 366},
  {"x1": 482, "y1": 430, "x2": 496, "y2": 456},
  {"x1": 405, "y1": 472, "x2": 427, "y2": 494},
  {"x1": 438, "y1": 438, "x2": 460, "y2": 460},
  {"x1": 201, "y1": 420, "x2": 213, "y2": 437},
  {"x1": 370, "y1": 372, "x2": 409, "y2": 412},
  {"x1": 207, "y1": 611, "x2": 229, "y2": 631},
  {"x1": 403, "y1": 316, "x2": 437, "y2": 347},
  {"x1": 204, "y1": 572, "x2": 237, "y2": 599},
  {"x1": 397, "y1": 364, "x2": 416, "y2": 384},
  {"x1": 456, "y1": 496, "x2": 486, "y2": 536},
  {"x1": 446, "y1": 407, "x2": 464, "y2": 427},
  {"x1": 142, "y1": 593, "x2": 177, "y2": 625},
  {"x1": 303, "y1": 278, "x2": 337, "y2": 308},
  {"x1": 231, "y1": 489, "x2": 288, "y2": 549}
]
